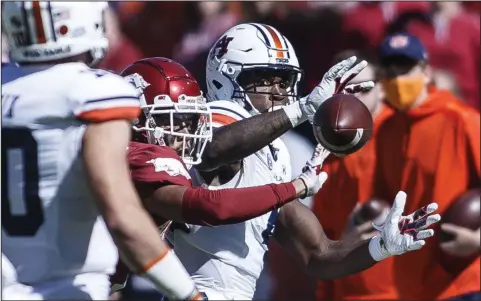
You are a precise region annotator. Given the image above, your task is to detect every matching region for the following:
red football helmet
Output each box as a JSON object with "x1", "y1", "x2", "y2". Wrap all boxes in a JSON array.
[{"x1": 121, "y1": 57, "x2": 212, "y2": 166}]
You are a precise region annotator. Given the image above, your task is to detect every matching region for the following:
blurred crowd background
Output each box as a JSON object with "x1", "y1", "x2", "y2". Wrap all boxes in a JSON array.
[{"x1": 3, "y1": 1, "x2": 479, "y2": 301}]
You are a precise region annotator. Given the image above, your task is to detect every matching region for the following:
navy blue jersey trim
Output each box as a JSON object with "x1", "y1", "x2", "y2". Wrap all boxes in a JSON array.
[{"x1": 84, "y1": 96, "x2": 139, "y2": 104}]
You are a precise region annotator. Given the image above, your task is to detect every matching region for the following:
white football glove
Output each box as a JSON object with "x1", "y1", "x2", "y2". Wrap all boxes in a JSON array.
[
  {"x1": 297, "y1": 144, "x2": 330, "y2": 198},
  {"x1": 299, "y1": 56, "x2": 375, "y2": 123},
  {"x1": 368, "y1": 191, "x2": 441, "y2": 261}
]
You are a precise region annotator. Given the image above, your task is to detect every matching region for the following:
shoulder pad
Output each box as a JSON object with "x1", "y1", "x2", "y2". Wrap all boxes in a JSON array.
[
  {"x1": 208, "y1": 100, "x2": 251, "y2": 128},
  {"x1": 128, "y1": 142, "x2": 191, "y2": 186},
  {"x1": 70, "y1": 68, "x2": 140, "y2": 122}
]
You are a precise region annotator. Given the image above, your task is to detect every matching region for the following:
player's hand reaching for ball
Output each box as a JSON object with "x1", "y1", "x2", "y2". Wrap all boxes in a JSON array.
[
  {"x1": 368, "y1": 191, "x2": 441, "y2": 261},
  {"x1": 292, "y1": 144, "x2": 330, "y2": 199},
  {"x1": 299, "y1": 56, "x2": 375, "y2": 123}
]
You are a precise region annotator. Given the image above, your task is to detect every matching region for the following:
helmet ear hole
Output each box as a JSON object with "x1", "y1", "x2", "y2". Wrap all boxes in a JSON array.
[{"x1": 212, "y1": 80, "x2": 223, "y2": 89}]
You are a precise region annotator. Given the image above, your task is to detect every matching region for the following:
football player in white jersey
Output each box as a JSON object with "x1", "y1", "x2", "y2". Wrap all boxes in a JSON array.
[
  {"x1": 169, "y1": 23, "x2": 442, "y2": 299},
  {"x1": 109, "y1": 57, "x2": 329, "y2": 295},
  {"x1": 1, "y1": 2, "x2": 204, "y2": 300}
]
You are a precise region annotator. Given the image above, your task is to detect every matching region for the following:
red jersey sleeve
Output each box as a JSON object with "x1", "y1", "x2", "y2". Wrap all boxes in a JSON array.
[{"x1": 127, "y1": 142, "x2": 192, "y2": 187}]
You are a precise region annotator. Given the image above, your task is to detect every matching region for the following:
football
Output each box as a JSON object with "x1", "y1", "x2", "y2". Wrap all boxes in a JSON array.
[
  {"x1": 312, "y1": 94, "x2": 373, "y2": 155},
  {"x1": 438, "y1": 189, "x2": 480, "y2": 275},
  {"x1": 439, "y1": 189, "x2": 480, "y2": 242},
  {"x1": 353, "y1": 198, "x2": 390, "y2": 226}
]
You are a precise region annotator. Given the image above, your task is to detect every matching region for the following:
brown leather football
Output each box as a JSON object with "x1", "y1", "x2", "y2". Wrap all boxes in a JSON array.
[
  {"x1": 312, "y1": 94, "x2": 373, "y2": 155},
  {"x1": 439, "y1": 189, "x2": 480, "y2": 242},
  {"x1": 354, "y1": 198, "x2": 390, "y2": 226},
  {"x1": 438, "y1": 189, "x2": 480, "y2": 275}
]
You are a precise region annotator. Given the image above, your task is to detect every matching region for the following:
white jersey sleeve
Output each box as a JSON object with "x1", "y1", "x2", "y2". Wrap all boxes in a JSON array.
[
  {"x1": 68, "y1": 67, "x2": 140, "y2": 122},
  {"x1": 2, "y1": 62, "x2": 140, "y2": 124}
]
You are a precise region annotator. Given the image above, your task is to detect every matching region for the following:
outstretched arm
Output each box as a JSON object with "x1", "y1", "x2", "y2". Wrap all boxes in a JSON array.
[
  {"x1": 142, "y1": 182, "x2": 296, "y2": 226},
  {"x1": 198, "y1": 56, "x2": 375, "y2": 171},
  {"x1": 141, "y1": 174, "x2": 315, "y2": 226},
  {"x1": 139, "y1": 147, "x2": 330, "y2": 226},
  {"x1": 274, "y1": 201, "x2": 376, "y2": 280},
  {"x1": 274, "y1": 192, "x2": 440, "y2": 280},
  {"x1": 198, "y1": 108, "x2": 294, "y2": 171}
]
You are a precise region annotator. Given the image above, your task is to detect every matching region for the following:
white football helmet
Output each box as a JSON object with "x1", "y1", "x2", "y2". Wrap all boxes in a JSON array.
[
  {"x1": 2, "y1": 1, "x2": 108, "y2": 65},
  {"x1": 206, "y1": 23, "x2": 303, "y2": 115}
]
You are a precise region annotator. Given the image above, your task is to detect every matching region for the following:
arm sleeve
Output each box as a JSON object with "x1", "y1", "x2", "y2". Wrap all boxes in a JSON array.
[
  {"x1": 181, "y1": 183, "x2": 296, "y2": 226},
  {"x1": 69, "y1": 69, "x2": 141, "y2": 122}
]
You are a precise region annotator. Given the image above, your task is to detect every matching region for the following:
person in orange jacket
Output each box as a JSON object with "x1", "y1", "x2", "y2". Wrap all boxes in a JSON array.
[
  {"x1": 374, "y1": 33, "x2": 480, "y2": 300},
  {"x1": 312, "y1": 50, "x2": 396, "y2": 301}
]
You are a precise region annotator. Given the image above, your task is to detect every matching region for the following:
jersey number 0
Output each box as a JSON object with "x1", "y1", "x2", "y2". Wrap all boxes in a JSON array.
[{"x1": 2, "y1": 128, "x2": 44, "y2": 236}]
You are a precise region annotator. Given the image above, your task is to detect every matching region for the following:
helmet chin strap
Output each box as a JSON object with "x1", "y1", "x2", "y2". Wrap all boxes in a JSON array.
[
  {"x1": 146, "y1": 124, "x2": 195, "y2": 170},
  {"x1": 248, "y1": 108, "x2": 261, "y2": 116},
  {"x1": 152, "y1": 127, "x2": 166, "y2": 146},
  {"x1": 140, "y1": 117, "x2": 166, "y2": 146},
  {"x1": 238, "y1": 89, "x2": 291, "y2": 116},
  {"x1": 238, "y1": 93, "x2": 261, "y2": 116},
  {"x1": 244, "y1": 96, "x2": 285, "y2": 115}
]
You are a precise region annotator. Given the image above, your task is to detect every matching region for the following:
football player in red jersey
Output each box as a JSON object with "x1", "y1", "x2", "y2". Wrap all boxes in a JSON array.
[{"x1": 110, "y1": 57, "x2": 329, "y2": 292}]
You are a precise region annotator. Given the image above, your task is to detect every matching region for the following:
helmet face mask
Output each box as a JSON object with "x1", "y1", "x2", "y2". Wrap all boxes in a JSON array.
[
  {"x1": 137, "y1": 100, "x2": 212, "y2": 167},
  {"x1": 2, "y1": 1, "x2": 109, "y2": 66},
  {"x1": 234, "y1": 64, "x2": 302, "y2": 113},
  {"x1": 206, "y1": 23, "x2": 303, "y2": 115},
  {"x1": 123, "y1": 60, "x2": 212, "y2": 167}
]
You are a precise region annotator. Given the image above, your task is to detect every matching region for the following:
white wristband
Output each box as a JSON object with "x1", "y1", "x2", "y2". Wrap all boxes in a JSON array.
[
  {"x1": 282, "y1": 101, "x2": 307, "y2": 127},
  {"x1": 368, "y1": 236, "x2": 391, "y2": 262},
  {"x1": 142, "y1": 250, "x2": 197, "y2": 299}
]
